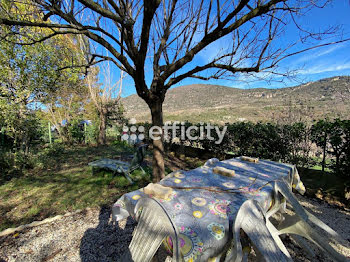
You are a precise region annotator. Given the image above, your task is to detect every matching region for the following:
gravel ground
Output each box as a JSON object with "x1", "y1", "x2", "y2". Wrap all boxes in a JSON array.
[{"x1": 0, "y1": 195, "x2": 349, "y2": 262}]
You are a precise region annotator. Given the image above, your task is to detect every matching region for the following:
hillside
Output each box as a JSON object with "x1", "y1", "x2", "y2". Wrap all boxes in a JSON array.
[{"x1": 122, "y1": 76, "x2": 350, "y2": 124}]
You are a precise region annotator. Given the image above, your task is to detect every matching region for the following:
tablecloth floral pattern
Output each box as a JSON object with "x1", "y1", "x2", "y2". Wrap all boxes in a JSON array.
[{"x1": 112, "y1": 157, "x2": 305, "y2": 261}]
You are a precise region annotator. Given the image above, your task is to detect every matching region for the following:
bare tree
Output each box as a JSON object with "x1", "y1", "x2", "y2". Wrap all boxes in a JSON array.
[
  {"x1": 45, "y1": 77, "x2": 88, "y2": 143},
  {"x1": 1, "y1": 0, "x2": 349, "y2": 181},
  {"x1": 86, "y1": 63, "x2": 124, "y2": 145}
]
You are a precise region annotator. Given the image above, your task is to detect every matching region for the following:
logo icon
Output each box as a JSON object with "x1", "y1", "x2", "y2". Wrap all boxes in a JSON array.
[{"x1": 121, "y1": 118, "x2": 145, "y2": 142}]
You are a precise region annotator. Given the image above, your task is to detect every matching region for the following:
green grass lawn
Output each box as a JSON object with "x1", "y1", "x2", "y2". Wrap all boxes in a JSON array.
[
  {"x1": 309, "y1": 165, "x2": 332, "y2": 172},
  {"x1": 307, "y1": 156, "x2": 333, "y2": 172},
  {"x1": 0, "y1": 143, "x2": 152, "y2": 231},
  {"x1": 0, "y1": 142, "x2": 204, "y2": 231}
]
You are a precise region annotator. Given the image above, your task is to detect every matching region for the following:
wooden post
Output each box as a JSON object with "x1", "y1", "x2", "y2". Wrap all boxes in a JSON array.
[
  {"x1": 48, "y1": 122, "x2": 52, "y2": 144},
  {"x1": 84, "y1": 122, "x2": 87, "y2": 144}
]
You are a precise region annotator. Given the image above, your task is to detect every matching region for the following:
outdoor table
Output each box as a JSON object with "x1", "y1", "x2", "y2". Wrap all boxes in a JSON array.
[
  {"x1": 113, "y1": 157, "x2": 306, "y2": 261},
  {"x1": 113, "y1": 157, "x2": 305, "y2": 260}
]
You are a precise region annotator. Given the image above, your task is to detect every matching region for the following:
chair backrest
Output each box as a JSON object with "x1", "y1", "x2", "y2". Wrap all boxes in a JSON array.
[
  {"x1": 230, "y1": 199, "x2": 292, "y2": 262},
  {"x1": 130, "y1": 144, "x2": 148, "y2": 167},
  {"x1": 122, "y1": 197, "x2": 181, "y2": 262}
]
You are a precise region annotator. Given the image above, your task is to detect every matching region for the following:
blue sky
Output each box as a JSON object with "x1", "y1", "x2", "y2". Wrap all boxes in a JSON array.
[{"x1": 103, "y1": 1, "x2": 350, "y2": 97}]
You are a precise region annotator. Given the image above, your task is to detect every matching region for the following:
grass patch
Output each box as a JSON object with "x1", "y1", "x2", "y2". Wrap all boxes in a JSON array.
[
  {"x1": 309, "y1": 165, "x2": 332, "y2": 172},
  {"x1": 308, "y1": 156, "x2": 333, "y2": 173},
  {"x1": 0, "y1": 141, "x2": 204, "y2": 231},
  {"x1": 0, "y1": 143, "x2": 152, "y2": 231}
]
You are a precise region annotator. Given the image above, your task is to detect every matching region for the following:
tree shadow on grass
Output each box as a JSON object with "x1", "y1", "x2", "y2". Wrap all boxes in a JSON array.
[{"x1": 79, "y1": 206, "x2": 135, "y2": 262}]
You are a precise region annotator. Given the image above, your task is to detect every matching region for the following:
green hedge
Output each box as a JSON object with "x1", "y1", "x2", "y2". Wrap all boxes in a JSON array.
[{"x1": 133, "y1": 119, "x2": 350, "y2": 176}]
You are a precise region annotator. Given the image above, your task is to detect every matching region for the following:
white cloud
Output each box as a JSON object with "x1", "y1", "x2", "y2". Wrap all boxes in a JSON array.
[
  {"x1": 298, "y1": 61, "x2": 350, "y2": 75},
  {"x1": 314, "y1": 44, "x2": 345, "y2": 57},
  {"x1": 291, "y1": 42, "x2": 348, "y2": 66}
]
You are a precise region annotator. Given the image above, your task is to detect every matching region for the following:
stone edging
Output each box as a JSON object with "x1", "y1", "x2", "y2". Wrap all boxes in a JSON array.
[{"x1": 0, "y1": 208, "x2": 89, "y2": 237}]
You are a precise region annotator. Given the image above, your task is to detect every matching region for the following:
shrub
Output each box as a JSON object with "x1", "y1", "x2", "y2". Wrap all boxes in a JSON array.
[
  {"x1": 84, "y1": 122, "x2": 98, "y2": 144},
  {"x1": 35, "y1": 142, "x2": 66, "y2": 169}
]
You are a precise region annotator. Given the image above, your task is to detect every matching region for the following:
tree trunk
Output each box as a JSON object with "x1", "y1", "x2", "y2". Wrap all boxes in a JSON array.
[
  {"x1": 150, "y1": 100, "x2": 165, "y2": 182},
  {"x1": 98, "y1": 107, "x2": 108, "y2": 145},
  {"x1": 335, "y1": 152, "x2": 341, "y2": 174},
  {"x1": 322, "y1": 133, "x2": 327, "y2": 172}
]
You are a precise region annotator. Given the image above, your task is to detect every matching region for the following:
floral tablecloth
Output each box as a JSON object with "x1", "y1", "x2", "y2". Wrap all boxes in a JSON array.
[{"x1": 112, "y1": 157, "x2": 305, "y2": 261}]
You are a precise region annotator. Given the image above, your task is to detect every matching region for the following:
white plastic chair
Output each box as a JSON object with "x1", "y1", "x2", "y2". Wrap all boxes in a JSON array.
[
  {"x1": 225, "y1": 199, "x2": 293, "y2": 262},
  {"x1": 268, "y1": 180, "x2": 347, "y2": 262},
  {"x1": 225, "y1": 180, "x2": 347, "y2": 262},
  {"x1": 120, "y1": 197, "x2": 181, "y2": 262}
]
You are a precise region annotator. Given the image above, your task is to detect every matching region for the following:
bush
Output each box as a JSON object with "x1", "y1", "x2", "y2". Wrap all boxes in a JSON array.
[
  {"x1": 66, "y1": 119, "x2": 84, "y2": 144},
  {"x1": 84, "y1": 122, "x2": 98, "y2": 144},
  {"x1": 0, "y1": 150, "x2": 34, "y2": 182},
  {"x1": 35, "y1": 142, "x2": 66, "y2": 169},
  {"x1": 0, "y1": 150, "x2": 10, "y2": 179}
]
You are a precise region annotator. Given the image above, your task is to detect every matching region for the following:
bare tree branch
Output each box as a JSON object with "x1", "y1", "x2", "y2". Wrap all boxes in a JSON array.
[{"x1": 160, "y1": 0, "x2": 283, "y2": 83}]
